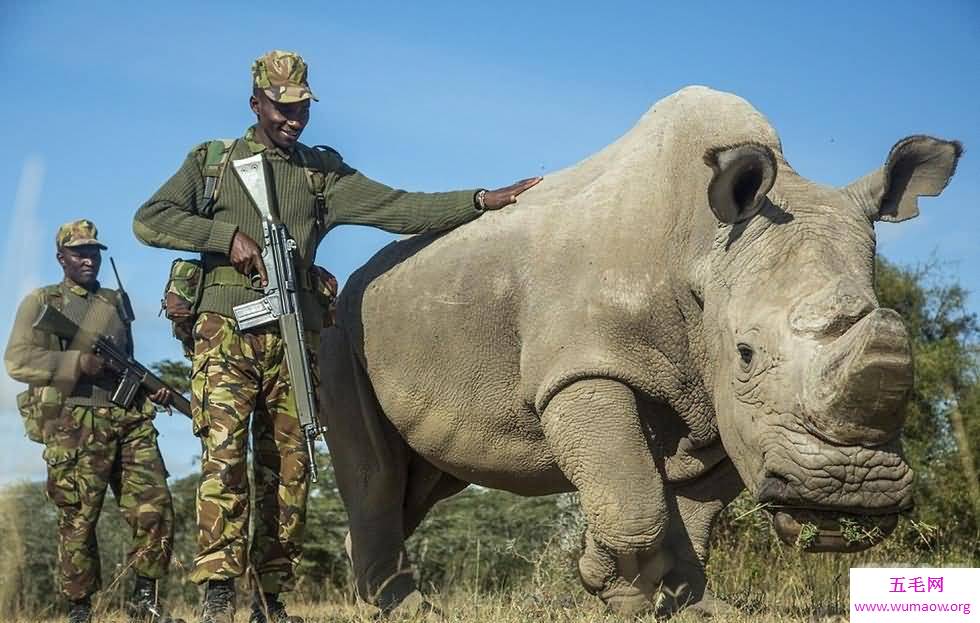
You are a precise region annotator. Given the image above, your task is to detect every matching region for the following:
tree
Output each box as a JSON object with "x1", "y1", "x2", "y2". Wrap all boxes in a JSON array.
[
  {"x1": 875, "y1": 257, "x2": 979, "y2": 553},
  {"x1": 152, "y1": 359, "x2": 192, "y2": 395}
]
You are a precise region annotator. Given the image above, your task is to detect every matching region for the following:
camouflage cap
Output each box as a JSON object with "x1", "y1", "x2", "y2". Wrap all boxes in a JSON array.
[
  {"x1": 56, "y1": 219, "x2": 107, "y2": 250},
  {"x1": 251, "y1": 50, "x2": 318, "y2": 103}
]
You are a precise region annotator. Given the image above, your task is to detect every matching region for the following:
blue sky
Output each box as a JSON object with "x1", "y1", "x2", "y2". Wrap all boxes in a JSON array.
[{"x1": 1, "y1": 2, "x2": 978, "y2": 483}]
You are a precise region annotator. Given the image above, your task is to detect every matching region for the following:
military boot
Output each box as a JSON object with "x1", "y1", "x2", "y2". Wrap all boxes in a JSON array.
[
  {"x1": 200, "y1": 579, "x2": 235, "y2": 623},
  {"x1": 67, "y1": 597, "x2": 92, "y2": 623},
  {"x1": 248, "y1": 592, "x2": 304, "y2": 623},
  {"x1": 129, "y1": 575, "x2": 187, "y2": 623}
]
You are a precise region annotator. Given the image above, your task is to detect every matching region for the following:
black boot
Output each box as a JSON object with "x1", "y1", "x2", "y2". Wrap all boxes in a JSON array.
[
  {"x1": 249, "y1": 592, "x2": 303, "y2": 623},
  {"x1": 200, "y1": 579, "x2": 236, "y2": 623},
  {"x1": 67, "y1": 597, "x2": 92, "y2": 623},
  {"x1": 129, "y1": 575, "x2": 187, "y2": 623}
]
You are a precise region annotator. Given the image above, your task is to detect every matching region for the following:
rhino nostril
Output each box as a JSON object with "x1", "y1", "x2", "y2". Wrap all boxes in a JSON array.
[
  {"x1": 737, "y1": 343, "x2": 754, "y2": 368},
  {"x1": 757, "y1": 472, "x2": 793, "y2": 504}
]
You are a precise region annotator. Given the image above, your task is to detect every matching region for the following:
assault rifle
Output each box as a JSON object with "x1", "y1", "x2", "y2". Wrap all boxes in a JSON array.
[
  {"x1": 230, "y1": 154, "x2": 327, "y2": 482},
  {"x1": 32, "y1": 305, "x2": 192, "y2": 417}
]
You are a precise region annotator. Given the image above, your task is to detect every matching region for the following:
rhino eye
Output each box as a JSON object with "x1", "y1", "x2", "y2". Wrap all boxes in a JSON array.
[{"x1": 737, "y1": 343, "x2": 755, "y2": 368}]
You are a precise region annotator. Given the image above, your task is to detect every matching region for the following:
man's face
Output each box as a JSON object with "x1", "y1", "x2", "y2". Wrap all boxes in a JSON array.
[
  {"x1": 57, "y1": 245, "x2": 101, "y2": 287},
  {"x1": 250, "y1": 89, "x2": 311, "y2": 151}
]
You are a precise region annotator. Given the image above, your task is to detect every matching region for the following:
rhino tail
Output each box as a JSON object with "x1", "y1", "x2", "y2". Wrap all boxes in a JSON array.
[{"x1": 319, "y1": 326, "x2": 392, "y2": 473}]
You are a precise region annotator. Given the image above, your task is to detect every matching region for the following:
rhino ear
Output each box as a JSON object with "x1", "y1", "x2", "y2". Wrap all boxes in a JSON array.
[
  {"x1": 844, "y1": 135, "x2": 962, "y2": 223},
  {"x1": 703, "y1": 142, "x2": 778, "y2": 224}
]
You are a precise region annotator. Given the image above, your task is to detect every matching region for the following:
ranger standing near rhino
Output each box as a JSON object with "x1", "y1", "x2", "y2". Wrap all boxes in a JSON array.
[
  {"x1": 133, "y1": 50, "x2": 540, "y2": 623},
  {"x1": 4, "y1": 220, "x2": 182, "y2": 623}
]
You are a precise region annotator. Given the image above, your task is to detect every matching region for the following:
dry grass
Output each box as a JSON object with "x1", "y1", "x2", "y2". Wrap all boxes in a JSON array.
[
  {"x1": 3, "y1": 486, "x2": 971, "y2": 623},
  {"x1": 1, "y1": 593, "x2": 848, "y2": 623},
  {"x1": 1, "y1": 525, "x2": 959, "y2": 623},
  {"x1": 0, "y1": 491, "x2": 27, "y2": 616}
]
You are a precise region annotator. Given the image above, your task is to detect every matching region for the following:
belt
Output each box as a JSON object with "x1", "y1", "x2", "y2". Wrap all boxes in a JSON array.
[
  {"x1": 204, "y1": 265, "x2": 317, "y2": 290},
  {"x1": 64, "y1": 384, "x2": 114, "y2": 407},
  {"x1": 64, "y1": 396, "x2": 115, "y2": 407}
]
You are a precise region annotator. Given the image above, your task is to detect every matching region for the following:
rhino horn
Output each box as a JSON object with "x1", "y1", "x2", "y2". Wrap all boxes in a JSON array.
[{"x1": 803, "y1": 308, "x2": 913, "y2": 446}]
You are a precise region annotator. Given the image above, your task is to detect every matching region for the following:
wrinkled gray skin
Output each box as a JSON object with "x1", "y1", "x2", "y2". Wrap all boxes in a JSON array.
[{"x1": 319, "y1": 86, "x2": 962, "y2": 617}]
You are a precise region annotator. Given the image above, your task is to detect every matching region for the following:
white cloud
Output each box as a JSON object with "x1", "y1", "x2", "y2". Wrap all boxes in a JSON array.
[{"x1": 1, "y1": 156, "x2": 45, "y2": 411}]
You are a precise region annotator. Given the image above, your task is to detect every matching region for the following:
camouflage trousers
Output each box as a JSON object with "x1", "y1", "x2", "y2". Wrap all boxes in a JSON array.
[
  {"x1": 189, "y1": 312, "x2": 320, "y2": 593},
  {"x1": 42, "y1": 404, "x2": 174, "y2": 600}
]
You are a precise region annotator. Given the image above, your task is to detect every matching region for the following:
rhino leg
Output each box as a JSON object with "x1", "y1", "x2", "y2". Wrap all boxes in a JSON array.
[
  {"x1": 541, "y1": 378, "x2": 669, "y2": 615},
  {"x1": 403, "y1": 461, "x2": 468, "y2": 536},
  {"x1": 320, "y1": 328, "x2": 419, "y2": 613},
  {"x1": 344, "y1": 468, "x2": 469, "y2": 618},
  {"x1": 657, "y1": 459, "x2": 743, "y2": 619}
]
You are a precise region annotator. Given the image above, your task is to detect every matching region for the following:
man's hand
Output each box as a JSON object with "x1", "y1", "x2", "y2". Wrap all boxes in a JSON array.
[
  {"x1": 482, "y1": 177, "x2": 543, "y2": 210},
  {"x1": 148, "y1": 387, "x2": 173, "y2": 406},
  {"x1": 79, "y1": 353, "x2": 105, "y2": 378},
  {"x1": 230, "y1": 231, "x2": 269, "y2": 287}
]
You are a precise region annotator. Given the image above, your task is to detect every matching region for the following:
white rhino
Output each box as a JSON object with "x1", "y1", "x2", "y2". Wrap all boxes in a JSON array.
[{"x1": 319, "y1": 86, "x2": 962, "y2": 616}]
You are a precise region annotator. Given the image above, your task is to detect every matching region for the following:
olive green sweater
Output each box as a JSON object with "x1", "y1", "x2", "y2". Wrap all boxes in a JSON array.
[{"x1": 134, "y1": 127, "x2": 482, "y2": 331}]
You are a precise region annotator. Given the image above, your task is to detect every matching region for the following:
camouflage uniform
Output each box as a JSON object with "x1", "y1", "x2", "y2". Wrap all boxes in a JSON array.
[
  {"x1": 189, "y1": 312, "x2": 319, "y2": 593},
  {"x1": 133, "y1": 50, "x2": 483, "y2": 598},
  {"x1": 4, "y1": 220, "x2": 175, "y2": 602}
]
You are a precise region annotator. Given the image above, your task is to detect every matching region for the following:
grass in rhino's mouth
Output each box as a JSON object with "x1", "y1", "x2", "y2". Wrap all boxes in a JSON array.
[
  {"x1": 791, "y1": 516, "x2": 883, "y2": 549},
  {"x1": 771, "y1": 508, "x2": 898, "y2": 553},
  {"x1": 838, "y1": 515, "x2": 885, "y2": 545},
  {"x1": 795, "y1": 522, "x2": 819, "y2": 549}
]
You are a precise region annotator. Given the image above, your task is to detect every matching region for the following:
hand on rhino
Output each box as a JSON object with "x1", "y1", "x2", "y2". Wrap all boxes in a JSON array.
[{"x1": 480, "y1": 176, "x2": 543, "y2": 210}]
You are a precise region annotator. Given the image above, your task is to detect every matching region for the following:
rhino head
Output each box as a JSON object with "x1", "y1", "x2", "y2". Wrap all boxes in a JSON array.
[{"x1": 697, "y1": 136, "x2": 961, "y2": 551}]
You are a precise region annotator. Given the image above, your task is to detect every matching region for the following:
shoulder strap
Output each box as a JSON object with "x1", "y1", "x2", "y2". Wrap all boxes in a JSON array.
[
  {"x1": 40, "y1": 284, "x2": 64, "y2": 311},
  {"x1": 202, "y1": 139, "x2": 237, "y2": 212},
  {"x1": 38, "y1": 285, "x2": 66, "y2": 351},
  {"x1": 297, "y1": 145, "x2": 334, "y2": 228},
  {"x1": 97, "y1": 288, "x2": 133, "y2": 326}
]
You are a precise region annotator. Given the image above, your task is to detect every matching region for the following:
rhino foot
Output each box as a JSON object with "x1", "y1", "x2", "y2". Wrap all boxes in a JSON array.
[
  {"x1": 373, "y1": 589, "x2": 444, "y2": 621},
  {"x1": 677, "y1": 589, "x2": 738, "y2": 618},
  {"x1": 653, "y1": 586, "x2": 737, "y2": 620}
]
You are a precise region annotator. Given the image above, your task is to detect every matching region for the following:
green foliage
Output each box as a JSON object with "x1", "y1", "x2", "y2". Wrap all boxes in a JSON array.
[
  {"x1": 407, "y1": 489, "x2": 566, "y2": 594},
  {"x1": 874, "y1": 257, "x2": 979, "y2": 556},
  {"x1": 151, "y1": 359, "x2": 192, "y2": 395}
]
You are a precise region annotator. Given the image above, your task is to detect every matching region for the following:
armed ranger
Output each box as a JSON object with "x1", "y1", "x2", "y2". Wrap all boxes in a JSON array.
[
  {"x1": 32, "y1": 305, "x2": 192, "y2": 417},
  {"x1": 231, "y1": 154, "x2": 325, "y2": 482}
]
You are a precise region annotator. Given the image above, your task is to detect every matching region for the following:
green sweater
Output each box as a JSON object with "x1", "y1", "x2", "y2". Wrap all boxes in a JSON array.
[{"x1": 134, "y1": 127, "x2": 482, "y2": 331}]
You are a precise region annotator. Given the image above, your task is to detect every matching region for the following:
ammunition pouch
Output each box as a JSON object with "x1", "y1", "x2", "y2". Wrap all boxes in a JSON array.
[
  {"x1": 17, "y1": 386, "x2": 64, "y2": 444},
  {"x1": 162, "y1": 258, "x2": 204, "y2": 357}
]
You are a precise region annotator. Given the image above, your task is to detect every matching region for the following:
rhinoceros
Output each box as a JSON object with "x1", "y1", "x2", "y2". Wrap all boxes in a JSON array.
[{"x1": 318, "y1": 86, "x2": 962, "y2": 616}]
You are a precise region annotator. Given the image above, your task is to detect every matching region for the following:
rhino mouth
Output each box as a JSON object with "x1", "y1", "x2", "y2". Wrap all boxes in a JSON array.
[
  {"x1": 769, "y1": 507, "x2": 900, "y2": 552},
  {"x1": 757, "y1": 471, "x2": 910, "y2": 552}
]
